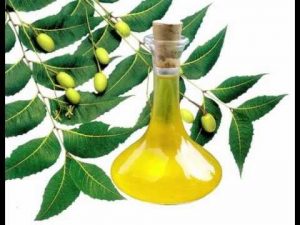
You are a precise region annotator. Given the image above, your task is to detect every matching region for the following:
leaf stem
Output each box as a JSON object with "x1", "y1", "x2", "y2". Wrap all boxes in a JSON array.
[
  {"x1": 181, "y1": 75, "x2": 232, "y2": 110},
  {"x1": 6, "y1": 9, "x2": 66, "y2": 146},
  {"x1": 180, "y1": 92, "x2": 200, "y2": 107},
  {"x1": 84, "y1": 0, "x2": 115, "y2": 27},
  {"x1": 91, "y1": 0, "x2": 150, "y2": 51},
  {"x1": 205, "y1": 91, "x2": 233, "y2": 110},
  {"x1": 91, "y1": 0, "x2": 112, "y2": 17},
  {"x1": 84, "y1": 7, "x2": 101, "y2": 72}
]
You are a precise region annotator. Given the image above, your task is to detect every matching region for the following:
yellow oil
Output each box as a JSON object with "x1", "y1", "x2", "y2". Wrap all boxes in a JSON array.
[{"x1": 111, "y1": 74, "x2": 222, "y2": 204}]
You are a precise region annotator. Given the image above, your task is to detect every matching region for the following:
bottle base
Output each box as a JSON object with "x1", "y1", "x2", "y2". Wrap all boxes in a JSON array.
[{"x1": 111, "y1": 167, "x2": 222, "y2": 205}]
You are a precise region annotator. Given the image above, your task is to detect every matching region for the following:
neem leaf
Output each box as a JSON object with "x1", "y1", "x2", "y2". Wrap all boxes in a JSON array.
[
  {"x1": 211, "y1": 74, "x2": 265, "y2": 103},
  {"x1": 75, "y1": 25, "x2": 121, "y2": 58},
  {"x1": 19, "y1": 2, "x2": 101, "y2": 52},
  {"x1": 49, "y1": 92, "x2": 128, "y2": 125},
  {"x1": 229, "y1": 112, "x2": 253, "y2": 174},
  {"x1": 7, "y1": 0, "x2": 55, "y2": 12},
  {"x1": 5, "y1": 24, "x2": 15, "y2": 53},
  {"x1": 32, "y1": 54, "x2": 98, "y2": 89},
  {"x1": 67, "y1": 157, "x2": 124, "y2": 200},
  {"x1": 234, "y1": 95, "x2": 286, "y2": 121},
  {"x1": 35, "y1": 165, "x2": 80, "y2": 220},
  {"x1": 98, "y1": 0, "x2": 119, "y2": 3},
  {"x1": 133, "y1": 95, "x2": 152, "y2": 130},
  {"x1": 179, "y1": 77, "x2": 186, "y2": 101},
  {"x1": 67, "y1": 0, "x2": 95, "y2": 17},
  {"x1": 5, "y1": 61, "x2": 31, "y2": 96},
  {"x1": 63, "y1": 122, "x2": 134, "y2": 158},
  {"x1": 190, "y1": 97, "x2": 222, "y2": 145},
  {"x1": 5, "y1": 97, "x2": 46, "y2": 137},
  {"x1": 5, "y1": 132, "x2": 61, "y2": 180},
  {"x1": 182, "y1": 27, "x2": 227, "y2": 79},
  {"x1": 121, "y1": 0, "x2": 172, "y2": 32},
  {"x1": 182, "y1": 4, "x2": 210, "y2": 49},
  {"x1": 104, "y1": 49, "x2": 152, "y2": 97}
]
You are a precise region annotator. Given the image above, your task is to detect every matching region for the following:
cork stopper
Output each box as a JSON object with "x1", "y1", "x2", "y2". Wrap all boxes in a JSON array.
[{"x1": 152, "y1": 20, "x2": 183, "y2": 68}]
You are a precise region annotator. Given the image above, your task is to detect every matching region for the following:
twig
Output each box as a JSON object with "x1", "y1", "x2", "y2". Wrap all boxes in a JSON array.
[
  {"x1": 6, "y1": 8, "x2": 68, "y2": 146},
  {"x1": 85, "y1": 7, "x2": 101, "y2": 72},
  {"x1": 181, "y1": 74, "x2": 232, "y2": 110},
  {"x1": 7, "y1": 11, "x2": 62, "y2": 134}
]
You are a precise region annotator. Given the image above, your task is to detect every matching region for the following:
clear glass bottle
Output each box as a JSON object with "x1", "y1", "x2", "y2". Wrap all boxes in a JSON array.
[{"x1": 111, "y1": 28, "x2": 222, "y2": 204}]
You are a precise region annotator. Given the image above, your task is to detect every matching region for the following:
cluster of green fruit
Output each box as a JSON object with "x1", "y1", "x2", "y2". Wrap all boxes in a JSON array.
[
  {"x1": 34, "y1": 20, "x2": 131, "y2": 105},
  {"x1": 181, "y1": 108, "x2": 216, "y2": 133}
]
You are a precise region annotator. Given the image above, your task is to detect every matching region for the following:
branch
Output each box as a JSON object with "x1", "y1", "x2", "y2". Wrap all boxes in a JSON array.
[{"x1": 6, "y1": 10, "x2": 65, "y2": 144}]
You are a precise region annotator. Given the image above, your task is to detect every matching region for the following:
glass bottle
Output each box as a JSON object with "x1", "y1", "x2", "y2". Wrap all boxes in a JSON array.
[{"x1": 111, "y1": 22, "x2": 222, "y2": 204}]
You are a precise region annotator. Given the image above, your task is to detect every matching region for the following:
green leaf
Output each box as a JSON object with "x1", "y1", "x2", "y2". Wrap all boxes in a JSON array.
[
  {"x1": 7, "y1": 0, "x2": 55, "y2": 12},
  {"x1": 104, "y1": 49, "x2": 152, "y2": 97},
  {"x1": 122, "y1": 0, "x2": 172, "y2": 32},
  {"x1": 134, "y1": 95, "x2": 152, "y2": 130},
  {"x1": 179, "y1": 77, "x2": 186, "y2": 100},
  {"x1": 32, "y1": 54, "x2": 98, "y2": 89},
  {"x1": 5, "y1": 132, "x2": 61, "y2": 180},
  {"x1": 234, "y1": 95, "x2": 286, "y2": 121},
  {"x1": 19, "y1": 2, "x2": 101, "y2": 52},
  {"x1": 5, "y1": 24, "x2": 15, "y2": 53},
  {"x1": 49, "y1": 92, "x2": 128, "y2": 125},
  {"x1": 65, "y1": 0, "x2": 95, "y2": 17},
  {"x1": 5, "y1": 97, "x2": 47, "y2": 137},
  {"x1": 182, "y1": 27, "x2": 227, "y2": 79},
  {"x1": 5, "y1": 61, "x2": 32, "y2": 96},
  {"x1": 98, "y1": 0, "x2": 119, "y2": 3},
  {"x1": 67, "y1": 157, "x2": 124, "y2": 200},
  {"x1": 229, "y1": 112, "x2": 253, "y2": 174},
  {"x1": 211, "y1": 74, "x2": 265, "y2": 103},
  {"x1": 75, "y1": 25, "x2": 121, "y2": 58},
  {"x1": 63, "y1": 122, "x2": 134, "y2": 158},
  {"x1": 35, "y1": 165, "x2": 80, "y2": 221},
  {"x1": 190, "y1": 97, "x2": 222, "y2": 145},
  {"x1": 182, "y1": 4, "x2": 210, "y2": 49}
]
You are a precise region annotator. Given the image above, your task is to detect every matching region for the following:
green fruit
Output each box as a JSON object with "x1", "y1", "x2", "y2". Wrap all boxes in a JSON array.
[
  {"x1": 65, "y1": 88, "x2": 80, "y2": 105},
  {"x1": 36, "y1": 33, "x2": 55, "y2": 52},
  {"x1": 96, "y1": 48, "x2": 110, "y2": 65},
  {"x1": 94, "y1": 72, "x2": 108, "y2": 93},
  {"x1": 201, "y1": 113, "x2": 216, "y2": 133},
  {"x1": 180, "y1": 108, "x2": 194, "y2": 123},
  {"x1": 56, "y1": 72, "x2": 75, "y2": 88},
  {"x1": 115, "y1": 21, "x2": 131, "y2": 38}
]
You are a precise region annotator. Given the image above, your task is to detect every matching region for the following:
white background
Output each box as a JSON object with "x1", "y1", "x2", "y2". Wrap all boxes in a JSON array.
[{"x1": 5, "y1": 0, "x2": 295, "y2": 225}]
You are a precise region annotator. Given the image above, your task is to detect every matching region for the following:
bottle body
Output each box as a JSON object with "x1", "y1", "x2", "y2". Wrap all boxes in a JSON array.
[{"x1": 111, "y1": 35, "x2": 222, "y2": 204}]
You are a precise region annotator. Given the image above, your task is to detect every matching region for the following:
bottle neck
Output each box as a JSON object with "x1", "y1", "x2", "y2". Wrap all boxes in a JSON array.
[{"x1": 147, "y1": 70, "x2": 186, "y2": 134}]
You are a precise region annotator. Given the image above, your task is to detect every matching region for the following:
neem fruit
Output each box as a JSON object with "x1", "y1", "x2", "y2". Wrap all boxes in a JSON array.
[
  {"x1": 201, "y1": 113, "x2": 216, "y2": 133},
  {"x1": 115, "y1": 20, "x2": 131, "y2": 38},
  {"x1": 96, "y1": 48, "x2": 110, "y2": 65},
  {"x1": 94, "y1": 72, "x2": 108, "y2": 93},
  {"x1": 36, "y1": 33, "x2": 55, "y2": 52},
  {"x1": 56, "y1": 72, "x2": 75, "y2": 88},
  {"x1": 180, "y1": 108, "x2": 195, "y2": 123},
  {"x1": 65, "y1": 88, "x2": 80, "y2": 105}
]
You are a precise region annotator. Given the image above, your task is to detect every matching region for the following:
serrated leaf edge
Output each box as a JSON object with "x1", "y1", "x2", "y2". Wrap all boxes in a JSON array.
[
  {"x1": 182, "y1": 4, "x2": 210, "y2": 32},
  {"x1": 211, "y1": 74, "x2": 265, "y2": 92},
  {"x1": 122, "y1": 0, "x2": 167, "y2": 18},
  {"x1": 5, "y1": 133, "x2": 52, "y2": 174},
  {"x1": 235, "y1": 95, "x2": 286, "y2": 111},
  {"x1": 5, "y1": 96, "x2": 37, "y2": 122},
  {"x1": 68, "y1": 156, "x2": 123, "y2": 199},
  {"x1": 183, "y1": 27, "x2": 227, "y2": 66},
  {"x1": 36, "y1": 164, "x2": 70, "y2": 220}
]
